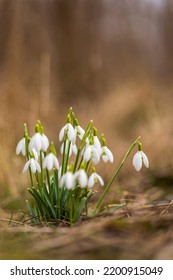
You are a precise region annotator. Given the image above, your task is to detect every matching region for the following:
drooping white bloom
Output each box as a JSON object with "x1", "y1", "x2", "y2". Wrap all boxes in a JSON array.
[
  {"x1": 93, "y1": 136, "x2": 102, "y2": 156},
  {"x1": 16, "y1": 137, "x2": 26, "y2": 156},
  {"x1": 83, "y1": 145, "x2": 100, "y2": 164},
  {"x1": 42, "y1": 134, "x2": 49, "y2": 151},
  {"x1": 101, "y1": 146, "x2": 114, "y2": 163},
  {"x1": 59, "y1": 123, "x2": 76, "y2": 144},
  {"x1": 29, "y1": 132, "x2": 49, "y2": 153},
  {"x1": 75, "y1": 125, "x2": 85, "y2": 140},
  {"x1": 88, "y1": 172, "x2": 104, "y2": 188},
  {"x1": 23, "y1": 158, "x2": 41, "y2": 173},
  {"x1": 60, "y1": 140, "x2": 77, "y2": 156},
  {"x1": 59, "y1": 171, "x2": 75, "y2": 190},
  {"x1": 74, "y1": 169, "x2": 88, "y2": 188},
  {"x1": 43, "y1": 153, "x2": 59, "y2": 170},
  {"x1": 133, "y1": 151, "x2": 149, "y2": 172}
]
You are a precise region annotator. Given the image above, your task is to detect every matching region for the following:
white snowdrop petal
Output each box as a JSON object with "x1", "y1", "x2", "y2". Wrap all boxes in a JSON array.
[
  {"x1": 30, "y1": 159, "x2": 37, "y2": 173},
  {"x1": 29, "y1": 133, "x2": 42, "y2": 153},
  {"x1": 67, "y1": 124, "x2": 76, "y2": 144},
  {"x1": 141, "y1": 151, "x2": 149, "y2": 168},
  {"x1": 105, "y1": 147, "x2": 114, "y2": 163},
  {"x1": 22, "y1": 160, "x2": 31, "y2": 173},
  {"x1": 59, "y1": 125, "x2": 66, "y2": 142},
  {"x1": 93, "y1": 147, "x2": 100, "y2": 161},
  {"x1": 16, "y1": 141, "x2": 22, "y2": 155},
  {"x1": 21, "y1": 144, "x2": 26, "y2": 156},
  {"x1": 92, "y1": 148, "x2": 100, "y2": 164},
  {"x1": 35, "y1": 160, "x2": 41, "y2": 173},
  {"x1": 133, "y1": 152, "x2": 142, "y2": 171},
  {"x1": 94, "y1": 136, "x2": 102, "y2": 156},
  {"x1": 96, "y1": 174, "x2": 104, "y2": 186},
  {"x1": 66, "y1": 172, "x2": 74, "y2": 189},
  {"x1": 16, "y1": 139, "x2": 25, "y2": 155},
  {"x1": 83, "y1": 146, "x2": 91, "y2": 162},
  {"x1": 42, "y1": 134, "x2": 49, "y2": 151},
  {"x1": 92, "y1": 157, "x2": 99, "y2": 165},
  {"x1": 88, "y1": 174, "x2": 95, "y2": 188},
  {"x1": 78, "y1": 170, "x2": 88, "y2": 187},
  {"x1": 35, "y1": 133, "x2": 42, "y2": 152},
  {"x1": 43, "y1": 154, "x2": 59, "y2": 170},
  {"x1": 102, "y1": 155, "x2": 108, "y2": 163},
  {"x1": 47, "y1": 155, "x2": 54, "y2": 170},
  {"x1": 53, "y1": 157, "x2": 59, "y2": 169},
  {"x1": 77, "y1": 126, "x2": 85, "y2": 139}
]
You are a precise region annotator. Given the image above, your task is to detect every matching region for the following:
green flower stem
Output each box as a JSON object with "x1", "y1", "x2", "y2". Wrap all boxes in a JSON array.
[
  {"x1": 73, "y1": 148, "x2": 81, "y2": 172},
  {"x1": 64, "y1": 140, "x2": 71, "y2": 173},
  {"x1": 35, "y1": 172, "x2": 41, "y2": 192},
  {"x1": 68, "y1": 190, "x2": 73, "y2": 225},
  {"x1": 61, "y1": 139, "x2": 66, "y2": 175},
  {"x1": 85, "y1": 161, "x2": 90, "y2": 172},
  {"x1": 40, "y1": 151, "x2": 44, "y2": 185},
  {"x1": 77, "y1": 153, "x2": 84, "y2": 170},
  {"x1": 94, "y1": 136, "x2": 141, "y2": 213},
  {"x1": 74, "y1": 187, "x2": 82, "y2": 221},
  {"x1": 29, "y1": 167, "x2": 34, "y2": 187}
]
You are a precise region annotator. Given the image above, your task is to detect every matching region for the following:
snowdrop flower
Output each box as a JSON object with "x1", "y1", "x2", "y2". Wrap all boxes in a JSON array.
[
  {"x1": 16, "y1": 137, "x2": 26, "y2": 156},
  {"x1": 83, "y1": 145, "x2": 100, "y2": 164},
  {"x1": 102, "y1": 146, "x2": 114, "y2": 163},
  {"x1": 43, "y1": 153, "x2": 59, "y2": 170},
  {"x1": 29, "y1": 132, "x2": 49, "y2": 153},
  {"x1": 133, "y1": 150, "x2": 149, "y2": 171},
  {"x1": 23, "y1": 158, "x2": 41, "y2": 173},
  {"x1": 59, "y1": 171, "x2": 75, "y2": 190},
  {"x1": 75, "y1": 125, "x2": 85, "y2": 140},
  {"x1": 74, "y1": 169, "x2": 88, "y2": 188},
  {"x1": 93, "y1": 136, "x2": 102, "y2": 156},
  {"x1": 59, "y1": 123, "x2": 76, "y2": 144},
  {"x1": 88, "y1": 172, "x2": 104, "y2": 188},
  {"x1": 60, "y1": 140, "x2": 77, "y2": 156}
]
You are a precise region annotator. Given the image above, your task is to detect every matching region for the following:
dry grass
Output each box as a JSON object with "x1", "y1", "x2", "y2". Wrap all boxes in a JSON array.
[{"x1": 1, "y1": 199, "x2": 173, "y2": 260}]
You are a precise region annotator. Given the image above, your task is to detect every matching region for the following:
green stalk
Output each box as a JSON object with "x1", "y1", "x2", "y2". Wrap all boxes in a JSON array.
[
  {"x1": 73, "y1": 148, "x2": 81, "y2": 172},
  {"x1": 61, "y1": 139, "x2": 66, "y2": 175},
  {"x1": 94, "y1": 136, "x2": 140, "y2": 213},
  {"x1": 77, "y1": 153, "x2": 84, "y2": 170},
  {"x1": 40, "y1": 151, "x2": 44, "y2": 185},
  {"x1": 68, "y1": 190, "x2": 73, "y2": 225},
  {"x1": 64, "y1": 140, "x2": 71, "y2": 173},
  {"x1": 29, "y1": 167, "x2": 34, "y2": 187}
]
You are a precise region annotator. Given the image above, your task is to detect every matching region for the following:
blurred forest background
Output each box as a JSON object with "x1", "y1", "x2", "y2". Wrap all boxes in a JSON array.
[{"x1": 0, "y1": 0, "x2": 173, "y2": 205}]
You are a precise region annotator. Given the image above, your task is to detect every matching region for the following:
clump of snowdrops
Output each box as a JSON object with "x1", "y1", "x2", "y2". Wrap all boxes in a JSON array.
[{"x1": 16, "y1": 107, "x2": 149, "y2": 225}]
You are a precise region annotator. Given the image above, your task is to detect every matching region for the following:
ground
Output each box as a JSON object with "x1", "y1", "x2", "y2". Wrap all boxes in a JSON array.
[{"x1": 1, "y1": 183, "x2": 173, "y2": 260}]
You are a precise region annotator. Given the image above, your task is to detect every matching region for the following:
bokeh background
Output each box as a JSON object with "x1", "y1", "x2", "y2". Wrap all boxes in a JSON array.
[{"x1": 0, "y1": 0, "x2": 173, "y2": 210}]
